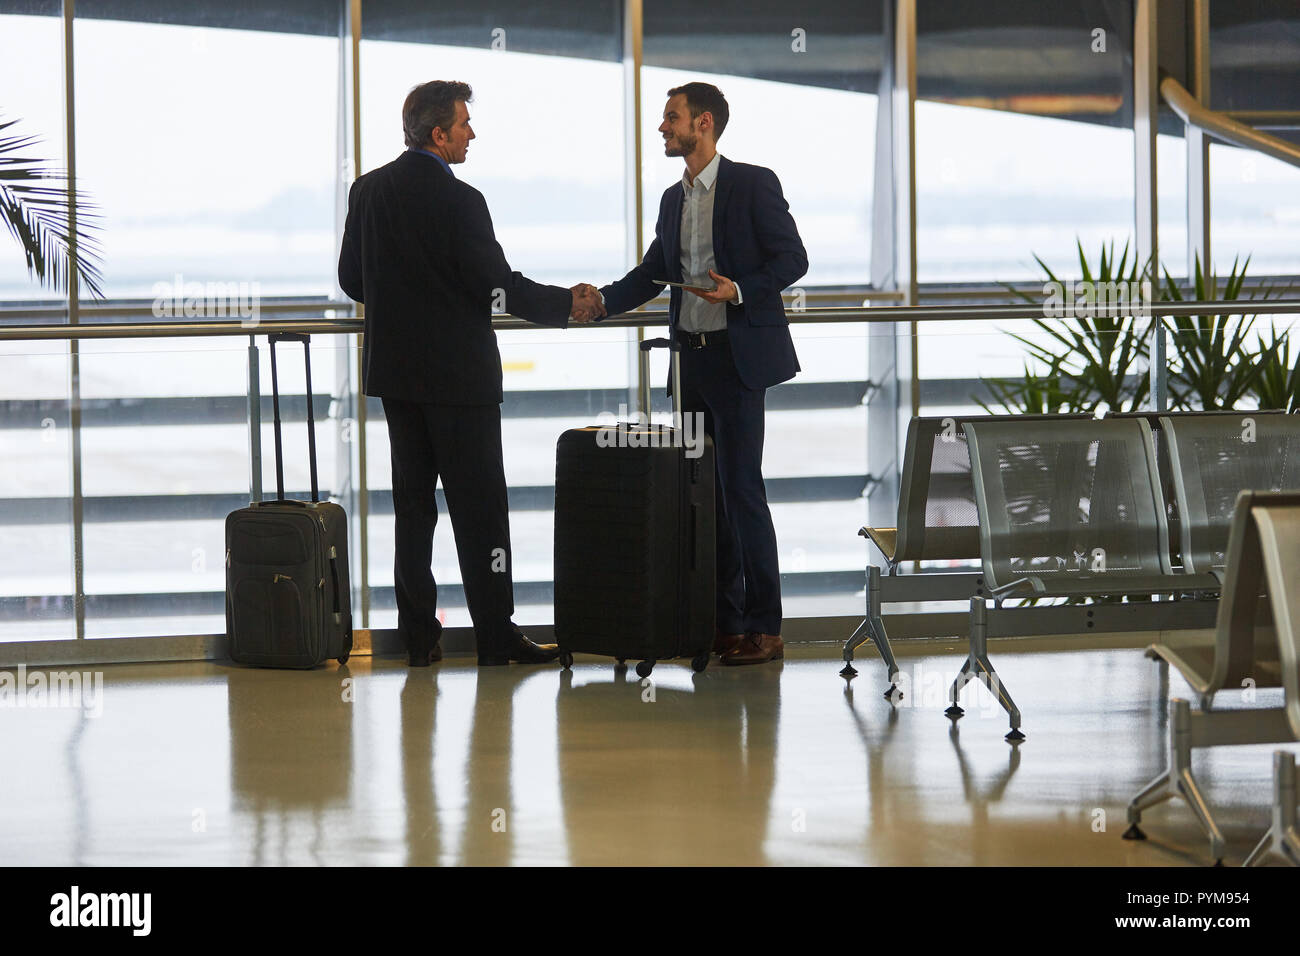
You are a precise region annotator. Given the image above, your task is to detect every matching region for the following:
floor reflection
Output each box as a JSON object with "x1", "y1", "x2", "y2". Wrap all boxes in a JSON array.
[
  {"x1": 2, "y1": 644, "x2": 1291, "y2": 865},
  {"x1": 555, "y1": 662, "x2": 782, "y2": 865},
  {"x1": 227, "y1": 665, "x2": 355, "y2": 866},
  {"x1": 400, "y1": 667, "x2": 438, "y2": 866}
]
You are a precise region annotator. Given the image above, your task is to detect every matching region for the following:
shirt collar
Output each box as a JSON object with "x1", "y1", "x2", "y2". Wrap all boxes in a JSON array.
[
  {"x1": 682, "y1": 152, "x2": 721, "y2": 192},
  {"x1": 409, "y1": 147, "x2": 454, "y2": 178}
]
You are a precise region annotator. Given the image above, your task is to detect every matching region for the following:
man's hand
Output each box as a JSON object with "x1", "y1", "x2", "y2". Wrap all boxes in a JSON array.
[
  {"x1": 570, "y1": 283, "x2": 606, "y2": 323},
  {"x1": 685, "y1": 269, "x2": 739, "y2": 304}
]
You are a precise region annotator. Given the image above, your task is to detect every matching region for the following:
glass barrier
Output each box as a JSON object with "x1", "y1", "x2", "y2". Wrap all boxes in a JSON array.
[
  {"x1": 0, "y1": 340, "x2": 75, "y2": 641},
  {"x1": 364, "y1": 321, "x2": 871, "y2": 630}
]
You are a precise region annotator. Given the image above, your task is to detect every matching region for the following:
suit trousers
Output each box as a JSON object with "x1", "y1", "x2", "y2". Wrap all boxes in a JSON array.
[
  {"x1": 382, "y1": 398, "x2": 515, "y2": 657},
  {"x1": 677, "y1": 338, "x2": 783, "y2": 636}
]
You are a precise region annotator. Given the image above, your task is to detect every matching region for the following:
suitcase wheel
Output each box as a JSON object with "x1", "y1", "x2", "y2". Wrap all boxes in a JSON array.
[
  {"x1": 614, "y1": 658, "x2": 627, "y2": 670},
  {"x1": 559, "y1": 650, "x2": 574, "y2": 670},
  {"x1": 691, "y1": 652, "x2": 709, "y2": 673},
  {"x1": 338, "y1": 631, "x2": 353, "y2": 666},
  {"x1": 635, "y1": 660, "x2": 654, "y2": 679}
]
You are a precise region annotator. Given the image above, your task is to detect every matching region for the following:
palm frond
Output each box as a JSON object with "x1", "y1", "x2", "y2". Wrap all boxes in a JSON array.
[{"x1": 0, "y1": 114, "x2": 105, "y2": 298}]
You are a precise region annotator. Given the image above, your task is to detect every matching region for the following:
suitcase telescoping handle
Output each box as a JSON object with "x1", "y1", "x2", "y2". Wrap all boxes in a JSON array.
[
  {"x1": 638, "y1": 337, "x2": 682, "y2": 426},
  {"x1": 267, "y1": 332, "x2": 319, "y2": 504},
  {"x1": 641, "y1": 336, "x2": 704, "y2": 573}
]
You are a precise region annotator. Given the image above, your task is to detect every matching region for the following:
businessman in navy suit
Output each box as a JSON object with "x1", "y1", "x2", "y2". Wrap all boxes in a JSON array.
[
  {"x1": 339, "y1": 80, "x2": 603, "y2": 668},
  {"x1": 597, "y1": 82, "x2": 808, "y2": 665}
]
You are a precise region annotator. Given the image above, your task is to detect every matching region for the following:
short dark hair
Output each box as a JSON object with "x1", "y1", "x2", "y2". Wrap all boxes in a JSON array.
[
  {"x1": 667, "y1": 82, "x2": 729, "y2": 140},
  {"x1": 403, "y1": 80, "x2": 472, "y2": 149}
]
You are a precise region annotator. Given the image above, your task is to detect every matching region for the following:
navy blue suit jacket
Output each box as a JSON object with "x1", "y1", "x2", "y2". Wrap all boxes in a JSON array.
[
  {"x1": 338, "y1": 151, "x2": 571, "y2": 405},
  {"x1": 600, "y1": 156, "x2": 807, "y2": 390}
]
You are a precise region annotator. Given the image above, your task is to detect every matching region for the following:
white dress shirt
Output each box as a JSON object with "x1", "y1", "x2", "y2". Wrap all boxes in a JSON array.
[{"x1": 677, "y1": 152, "x2": 741, "y2": 333}]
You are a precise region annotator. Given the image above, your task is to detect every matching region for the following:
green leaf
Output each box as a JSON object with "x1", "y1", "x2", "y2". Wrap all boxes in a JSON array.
[{"x1": 0, "y1": 113, "x2": 105, "y2": 298}]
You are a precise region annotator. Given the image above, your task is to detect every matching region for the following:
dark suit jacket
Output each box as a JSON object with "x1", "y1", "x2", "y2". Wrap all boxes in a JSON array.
[
  {"x1": 338, "y1": 151, "x2": 571, "y2": 405},
  {"x1": 600, "y1": 156, "x2": 808, "y2": 390}
]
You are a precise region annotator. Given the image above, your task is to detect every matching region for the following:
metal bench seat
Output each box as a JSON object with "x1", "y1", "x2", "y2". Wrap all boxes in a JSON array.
[
  {"x1": 949, "y1": 417, "x2": 1221, "y2": 739},
  {"x1": 1124, "y1": 490, "x2": 1300, "y2": 864},
  {"x1": 993, "y1": 571, "x2": 1220, "y2": 597},
  {"x1": 1161, "y1": 411, "x2": 1300, "y2": 574},
  {"x1": 842, "y1": 412, "x2": 1090, "y2": 688},
  {"x1": 1107, "y1": 409, "x2": 1287, "y2": 569}
]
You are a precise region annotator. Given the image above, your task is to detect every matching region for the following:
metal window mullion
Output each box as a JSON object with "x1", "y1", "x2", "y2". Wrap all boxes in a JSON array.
[
  {"x1": 63, "y1": 0, "x2": 85, "y2": 641},
  {"x1": 350, "y1": 0, "x2": 369, "y2": 629},
  {"x1": 896, "y1": 0, "x2": 919, "y2": 571},
  {"x1": 1134, "y1": 0, "x2": 1164, "y2": 412},
  {"x1": 624, "y1": 0, "x2": 648, "y2": 418},
  {"x1": 1186, "y1": 0, "x2": 1210, "y2": 280},
  {"x1": 865, "y1": 0, "x2": 910, "y2": 570},
  {"x1": 248, "y1": 336, "x2": 262, "y2": 503}
]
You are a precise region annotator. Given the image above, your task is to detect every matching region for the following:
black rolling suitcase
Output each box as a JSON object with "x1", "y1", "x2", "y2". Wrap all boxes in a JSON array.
[
  {"x1": 553, "y1": 337, "x2": 715, "y2": 677},
  {"x1": 225, "y1": 332, "x2": 353, "y2": 668}
]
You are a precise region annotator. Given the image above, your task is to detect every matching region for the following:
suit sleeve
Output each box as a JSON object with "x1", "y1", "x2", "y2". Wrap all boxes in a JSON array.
[
  {"x1": 734, "y1": 168, "x2": 808, "y2": 303},
  {"x1": 598, "y1": 200, "x2": 669, "y2": 319},
  {"x1": 452, "y1": 187, "x2": 571, "y2": 328},
  {"x1": 338, "y1": 181, "x2": 364, "y2": 303}
]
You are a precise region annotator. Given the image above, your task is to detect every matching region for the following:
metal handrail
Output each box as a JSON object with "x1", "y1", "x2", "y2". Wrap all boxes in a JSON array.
[
  {"x1": 7, "y1": 278, "x2": 1299, "y2": 320},
  {"x1": 1161, "y1": 74, "x2": 1300, "y2": 170},
  {"x1": 0, "y1": 299, "x2": 353, "y2": 320},
  {"x1": 4, "y1": 300, "x2": 1300, "y2": 341}
]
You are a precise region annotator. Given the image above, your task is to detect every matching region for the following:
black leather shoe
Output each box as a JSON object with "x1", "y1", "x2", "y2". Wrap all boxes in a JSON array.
[
  {"x1": 408, "y1": 639, "x2": 443, "y2": 667},
  {"x1": 478, "y1": 633, "x2": 560, "y2": 666}
]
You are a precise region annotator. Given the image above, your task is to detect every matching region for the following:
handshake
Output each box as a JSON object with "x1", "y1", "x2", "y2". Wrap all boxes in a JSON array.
[{"x1": 569, "y1": 283, "x2": 606, "y2": 324}]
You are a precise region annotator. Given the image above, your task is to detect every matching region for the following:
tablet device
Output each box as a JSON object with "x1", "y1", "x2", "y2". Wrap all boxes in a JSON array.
[{"x1": 656, "y1": 279, "x2": 718, "y2": 292}]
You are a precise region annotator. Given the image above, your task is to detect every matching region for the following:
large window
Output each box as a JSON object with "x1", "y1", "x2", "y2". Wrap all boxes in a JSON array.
[
  {"x1": 359, "y1": 2, "x2": 630, "y2": 628},
  {"x1": 915, "y1": 0, "x2": 1138, "y2": 402},
  {"x1": 73, "y1": 1, "x2": 342, "y2": 297},
  {"x1": 0, "y1": 0, "x2": 64, "y2": 304},
  {"x1": 1209, "y1": 0, "x2": 1300, "y2": 276},
  {"x1": 1, "y1": 1, "x2": 72, "y2": 640},
  {"x1": 3, "y1": 1, "x2": 1300, "y2": 648},
  {"x1": 641, "y1": 0, "x2": 881, "y2": 614}
]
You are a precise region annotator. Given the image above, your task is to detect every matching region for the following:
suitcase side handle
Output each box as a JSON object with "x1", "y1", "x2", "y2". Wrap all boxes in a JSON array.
[
  {"x1": 267, "y1": 333, "x2": 320, "y2": 504},
  {"x1": 328, "y1": 545, "x2": 342, "y2": 619},
  {"x1": 690, "y1": 502, "x2": 700, "y2": 571}
]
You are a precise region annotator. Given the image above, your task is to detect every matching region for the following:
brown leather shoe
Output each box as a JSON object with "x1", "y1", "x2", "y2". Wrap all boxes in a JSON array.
[
  {"x1": 408, "y1": 640, "x2": 443, "y2": 666},
  {"x1": 722, "y1": 632, "x2": 783, "y2": 666},
  {"x1": 713, "y1": 628, "x2": 744, "y2": 656}
]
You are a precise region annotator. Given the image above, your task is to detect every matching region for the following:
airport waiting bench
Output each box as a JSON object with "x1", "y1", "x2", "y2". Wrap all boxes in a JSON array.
[
  {"x1": 841, "y1": 413, "x2": 1090, "y2": 690},
  {"x1": 841, "y1": 409, "x2": 1228, "y2": 687},
  {"x1": 1246, "y1": 751, "x2": 1299, "y2": 867},
  {"x1": 1110, "y1": 408, "x2": 1288, "y2": 571},
  {"x1": 947, "y1": 413, "x2": 1300, "y2": 740},
  {"x1": 1121, "y1": 490, "x2": 1300, "y2": 865}
]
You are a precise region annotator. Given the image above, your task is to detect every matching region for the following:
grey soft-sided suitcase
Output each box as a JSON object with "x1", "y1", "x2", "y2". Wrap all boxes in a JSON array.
[
  {"x1": 553, "y1": 337, "x2": 715, "y2": 677},
  {"x1": 225, "y1": 332, "x2": 352, "y2": 668}
]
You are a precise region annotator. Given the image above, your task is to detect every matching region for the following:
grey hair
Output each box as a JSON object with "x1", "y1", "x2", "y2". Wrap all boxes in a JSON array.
[{"x1": 402, "y1": 80, "x2": 472, "y2": 149}]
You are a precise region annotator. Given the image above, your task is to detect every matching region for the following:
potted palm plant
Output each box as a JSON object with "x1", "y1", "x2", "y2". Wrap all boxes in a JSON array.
[{"x1": 985, "y1": 240, "x2": 1296, "y2": 413}]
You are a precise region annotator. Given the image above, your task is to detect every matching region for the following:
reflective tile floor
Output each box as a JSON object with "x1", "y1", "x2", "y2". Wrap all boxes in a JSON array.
[{"x1": 1, "y1": 642, "x2": 1294, "y2": 866}]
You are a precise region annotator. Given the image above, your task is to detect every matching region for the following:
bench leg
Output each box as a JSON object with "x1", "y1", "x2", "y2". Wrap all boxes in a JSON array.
[
  {"x1": 1244, "y1": 751, "x2": 1299, "y2": 867},
  {"x1": 975, "y1": 654, "x2": 1024, "y2": 742},
  {"x1": 946, "y1": 657, "x2": 974, "y2": 718},
  {"x1": 840, "y1": 620, "x2": 872, "y2": 678},
  {"x1": 841, "y1": 566, "x2": 901, "y2": 699},
  {"x1": 946, "y1": 596, "x2": 1024, "y2": 740},
  {"x1": 1123, "y1": 698, "x2": 1226, "y2": 864}
]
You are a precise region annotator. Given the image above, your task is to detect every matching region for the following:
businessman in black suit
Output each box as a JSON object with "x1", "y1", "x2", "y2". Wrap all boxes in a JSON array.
[
  {"x1": 597, "y1": 82, "x2": 808, "y2": 665},
  {"x1": 338, "y1": 80, "x2": 604, "y2": 667}
]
